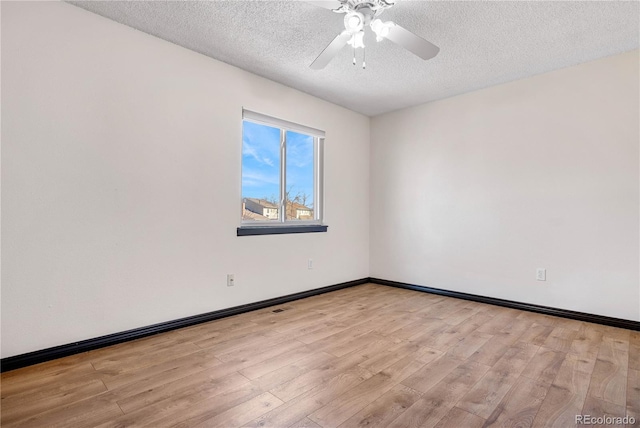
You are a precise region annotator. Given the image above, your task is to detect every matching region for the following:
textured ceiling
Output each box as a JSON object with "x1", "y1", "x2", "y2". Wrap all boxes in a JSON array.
[{"x1": 69, "y1": 0, "x2": 639, "y2": 116}]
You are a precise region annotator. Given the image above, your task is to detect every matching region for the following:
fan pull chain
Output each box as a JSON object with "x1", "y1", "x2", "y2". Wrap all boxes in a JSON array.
[
  {"x1": 362, "y1": 46, "x2": 366, "y2": 69},
  {"x1": 353, "y1": 46, "x2": 356, "y2": 65}
]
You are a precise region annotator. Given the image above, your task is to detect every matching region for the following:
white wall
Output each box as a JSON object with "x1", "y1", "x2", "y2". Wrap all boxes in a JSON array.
[
  {"x1": 371, "y1": 50, "x2": 640, "y2": 321},
  {"x1": 2, "y1": 2, "x2": 638, "y2": 361},
  {"x1": 0, "y1": 2, "x2": 370, "y2": 358}
]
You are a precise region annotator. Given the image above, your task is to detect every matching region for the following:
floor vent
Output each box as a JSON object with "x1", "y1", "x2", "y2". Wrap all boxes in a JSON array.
[{"x1": 272, "y1": 309, "x2": 285, "y2": 313}]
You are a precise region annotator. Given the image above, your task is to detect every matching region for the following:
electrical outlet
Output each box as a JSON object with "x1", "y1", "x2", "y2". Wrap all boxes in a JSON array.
[
  {"x1": 308, "y1": 259, "x2": 313, "y2": 270},
  {"x1": 227, "y1": 274, "x2": 235, "y2": 286},
  {"x1": 536, "y1": 268, "x2": 546, "y2": 281}
]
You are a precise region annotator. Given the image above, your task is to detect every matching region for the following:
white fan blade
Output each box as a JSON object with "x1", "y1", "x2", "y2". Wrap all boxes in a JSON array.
[
  {"x1": 310, "y1": 31, "x2": 351, "y2": 69},
  {"x1": 385, "y1": 23, "x2": 439, "y2": 60},
  {"x1": 306, "y1": 1, "x2": 344, "y2": 11}
]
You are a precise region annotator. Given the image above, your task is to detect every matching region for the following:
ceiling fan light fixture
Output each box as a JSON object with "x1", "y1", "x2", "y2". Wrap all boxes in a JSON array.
[
  {"x1": 344, "y1": 11, "x2": 364, "y2": 33},
  {"x1": 371, "y1": 19, "x2": 394, "y2": 41},
  {"x1": 347, "y1": 31, "x2": 365, "y2": 49}
]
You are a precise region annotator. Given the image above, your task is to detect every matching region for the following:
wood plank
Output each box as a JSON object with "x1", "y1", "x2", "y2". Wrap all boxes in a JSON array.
[
  {"x1": 521, "y1": 347, "x2": 567, "y2": 385},
  {"x1": 434, "y1": 407, "x2": 485, "y2": 428},
  {"x1": 115, "y1": 368, "x2": 251, "y2": 414},
  {"x1": 581, "y1": 396, "x2": 627, "y2": 426},
  {"x1": 90, "y1": 334, "x2": 198, "y2": 372},
  {"x1": 533, "y1": 353, "x2": 591, "y2": 427},
  {"x1": 193, "y1": 329, "x2": 282, "y2": 353},
  {"x1": 1, "y1": 365, "x2": 102, "y2": 402},
  {"x1": 516, "y1": 311, "x2": 558, "y2": 327},
  {"x1": 518, "y1": 323, "x2": 555, "y2": 346},
  {"x1": 239, "y1": 345, "x2": 322, "y2": 380},
  {"x1": 543, "y1": 327, "x2": 579, "y2": 353},
  {"x1": 298, "y1": 322, "x2": 373, "y2": 348},
  {"x1": 393, "y1": 319, "x2": 449, "y2": 342},
  {"x1": 484, "y1": 376, "x2": 550, "y2": 428},
  {"x1": 587, "y1": 358, "x2": 628, "y2": 407},
  {"x1": 1, "y1": 377, "x2": 108, "y2": 426},
  {"x1": 290, "y1": 417, "x2": 322, "y2": 428},
  {"x1": 569, "y1": 324, "x2": 603, "y2": 359},
  {"x1": 586, "y1": 336, "x2": 629, "y2": 406},
  {"x1": 628, "y1": 331, "x2": 640, "y2": 368},
  {"x1": 246, "y1": 366, "x2": 373, "y2": 428},
  {"x1": 387, "y1": 360, "x2": 491, "y2": 428},
  {"x1": 492, "y1": 342, "x2": 540, "y2": 375},
  {"x1": 458, "y1": 371, "x2": 520, "y2": 423},
  {"x1": 626, "y1": 368, "x2": 640, "y2": 423},
  {"x1": 190, "y1": 392, "x2": 283, "y2": 427},
  {"x1": 371, "y1": 313, "x2": 420, "y2": 336},
  {"x1": 98, "y1": 348, "x2": 222, "y2": 391},
  {"x1": 468, "y1": 332, "x2": 519, "y2": 367},
  {"x1": 414, "y1": 299, "x2": 466, "y2": 321},
  {"x1": 285, "y1": 320, "x2": 344, "y2": 341},
  {"x1": 108, "y1": 334, "x2": 302, "y2": 406},
  {"x1": 3, "y1": 392, "x2": 123, "y2": 428},
  {"x1": 444, "y1": 331, "x2": 493, "y2": 359},
  {"x1": 401, "y1": 354, "x2": 464, "y2": 393},
  {"x1": 214, "y1": 335, "x2": 305, "y2": 363},
  {"x1": 100, "y1": 378, "x2": 262, "y2": 427},
  {"x1": 597, "y1": 335, "x2": 629, "y2": 366},
  {"x1": 354, "y1": 337, "x2": 403, "y2": 360},
  {"x1": 358, "y1": 341, "x2": 441, "y2": 374},
  {"x1": 0, "y1": 362, "x2": 97, "y2": 397},
  {"x1": 414, "y1": 313, "x2": 491, "y2": 352},
  {"x1": 250, "y1": 352, "x2": 336, "y2": 392},
  {"x1": 499, "y1": 318, "x2": 534, "y2": 340},
  {"x1": 441, "y1": 306, "x2": 481, "y2": 326},
  {"x1": 338, "y1": 384, "x2": 423, "y2": 428},
  {"x1": 455, "y1": 311, "x2": 495, "y2": 330},
  {"x1": 292, "y1": 321, "x2": 352, "y2": 344},
  {"x1": 272, "y1": 311, "x2": 329, "y2": 334},
  {"x1": 176, "y1": 319, "x2": 265, "y2": 343},
  {"x1": 595, "y1": 325, "x2": 631, "y2": 342},
  {"x1": 269, "y1": 350, "x2": 369, "y2": 402},
  {"x1": 308, "y1": 356, "x2": 425, "y2": 427},
  {"x1": 456, "y1": 342, "x2": 538, "y2": 419},
  {"x1": 476, "y1": 311, "x2": 521, "y2": 335},
  {"x1": 323, "y1": 332, "x2": 389, "y2": 358}
]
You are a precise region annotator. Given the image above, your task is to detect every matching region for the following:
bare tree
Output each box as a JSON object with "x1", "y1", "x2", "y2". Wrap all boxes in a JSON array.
[
  {"x1": 265, "y1": 194, "x2": 278, "y2": 205},
  {"x1": 263, "y1": 186, "x2": 312, "y2": 208}
]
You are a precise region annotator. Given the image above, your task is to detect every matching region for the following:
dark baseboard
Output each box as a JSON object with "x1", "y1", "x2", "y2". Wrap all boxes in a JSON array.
[
  {"x1": 4, "y1": 276, "x2": 638, "y2": 372},
  {"x1": 370, "y1": 277, "x2": 640, "y2": 331},
  {"x1": 0, "y1": 278, "x2": 368, "y2": 373}
]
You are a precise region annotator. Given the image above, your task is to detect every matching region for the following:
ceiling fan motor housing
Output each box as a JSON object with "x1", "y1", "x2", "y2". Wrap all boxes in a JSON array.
[{"x1": 345, "y1": 0, "x2": 394, "y2": 12}]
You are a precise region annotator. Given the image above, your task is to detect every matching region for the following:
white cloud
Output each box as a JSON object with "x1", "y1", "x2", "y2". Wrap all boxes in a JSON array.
[
  {"x1": 243, "y1": 122, "x2": 280, "y2": 167},
  {"x1": 242, "y1": 169, "x2": 279, "y2": 186}
]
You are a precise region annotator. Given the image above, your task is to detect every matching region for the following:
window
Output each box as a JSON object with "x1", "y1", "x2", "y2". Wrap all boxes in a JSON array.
[{"x1": 238, "y1": 110, "x2": 327, "y2": 236}]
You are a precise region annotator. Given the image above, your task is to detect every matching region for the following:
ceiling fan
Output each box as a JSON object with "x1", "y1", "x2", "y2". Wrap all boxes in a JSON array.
[{"x1": 308, "y1": 0, "x2": 440, "y2": 69}]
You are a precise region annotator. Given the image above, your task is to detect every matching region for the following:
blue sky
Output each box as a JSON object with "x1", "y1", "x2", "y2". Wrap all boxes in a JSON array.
[{"x1": 242, "y1": 121, "x2": 314, "y2": 207}]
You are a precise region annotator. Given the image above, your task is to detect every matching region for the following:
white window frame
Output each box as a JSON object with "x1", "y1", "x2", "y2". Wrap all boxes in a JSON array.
[{"x1": 240, "y1": 109, "x2": 325, "y2": 229}]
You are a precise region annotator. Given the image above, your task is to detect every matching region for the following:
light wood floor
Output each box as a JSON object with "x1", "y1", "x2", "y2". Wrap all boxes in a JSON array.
[{"x1": 2, "y1": 283, "x2": 639, "y2": 427}]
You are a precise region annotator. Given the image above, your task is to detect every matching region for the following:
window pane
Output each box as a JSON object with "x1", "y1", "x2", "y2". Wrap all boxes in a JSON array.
[
  {"x1": 242, "y1": 121, "x2": 280, "y2": 221},
  {"x1": 285, "y1": 130, "x2": 314, "y2": 221}
]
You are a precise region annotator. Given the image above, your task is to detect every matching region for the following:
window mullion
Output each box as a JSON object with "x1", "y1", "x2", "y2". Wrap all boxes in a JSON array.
[
  {"x1": 317, "y1": 137, "x2": 324, "y2": 222},
  {"x1": 280, "y1": 129, "x2": 286, "y2": 223}
]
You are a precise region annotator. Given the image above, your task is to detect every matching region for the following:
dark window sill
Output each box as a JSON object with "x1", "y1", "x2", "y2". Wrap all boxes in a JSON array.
[{"x1": 237, "y1": 225, "x2": 328, "y2": 236}]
